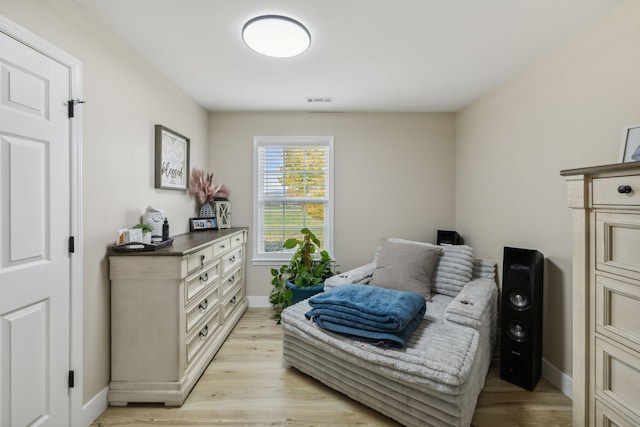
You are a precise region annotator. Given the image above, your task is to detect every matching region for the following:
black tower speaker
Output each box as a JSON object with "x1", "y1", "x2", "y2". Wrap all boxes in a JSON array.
[
  {"x1": 437, "y1": 230, "x2": 463, "y2": 245},
  {"x1": 500, "y1": 246, "x2": 544, "y2": 391}
]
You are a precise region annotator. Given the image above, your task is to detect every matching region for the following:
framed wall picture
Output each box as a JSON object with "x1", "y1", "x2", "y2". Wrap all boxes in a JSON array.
[
  {"x1": 619, "y1": 125, "x2": 640, "y2": 163},
  {"x1": 190, "y1": 217, "x2": 217, "y2": 231},
  {"x1": 155, "y1": 125, "x2": 190, "y2": 190}
]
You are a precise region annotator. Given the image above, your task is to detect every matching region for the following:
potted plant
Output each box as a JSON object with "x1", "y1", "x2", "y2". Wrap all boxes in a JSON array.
[
  {"x1": 133, "y1": 223, "x2": 153, "y2": 244},
  {"x1": 269, "y1": 227, "x2": 334, "y2": 323}
]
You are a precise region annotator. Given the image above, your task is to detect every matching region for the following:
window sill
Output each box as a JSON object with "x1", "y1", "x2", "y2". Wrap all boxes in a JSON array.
[{"x1": 251, "y1": 258, "x2": 289, "y2": 267}]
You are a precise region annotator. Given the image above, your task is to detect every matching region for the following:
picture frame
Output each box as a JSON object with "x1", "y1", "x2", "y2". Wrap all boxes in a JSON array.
[
  {"x1": 155, "y1": 125, "x2": 190, "y2": 190},
  {"x1": 619, "y1": 125, "x2": 640, "y2": 163},
  {"x1": 189, "y1": 217, "x2": 217, "y2": 232}
]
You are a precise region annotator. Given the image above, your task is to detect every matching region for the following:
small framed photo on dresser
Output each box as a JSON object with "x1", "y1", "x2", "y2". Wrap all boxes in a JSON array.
[
  {"x1": 189, "y1": 217, "x2": 217, "y2": 231},
  {"x1": 619, "y1": 125, "x2": 640, "y2": 163}
]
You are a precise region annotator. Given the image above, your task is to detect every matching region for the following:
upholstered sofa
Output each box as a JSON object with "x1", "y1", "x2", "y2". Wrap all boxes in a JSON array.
[{"x1": 281, "y1": 239, "x2": 498, "y2": 427}]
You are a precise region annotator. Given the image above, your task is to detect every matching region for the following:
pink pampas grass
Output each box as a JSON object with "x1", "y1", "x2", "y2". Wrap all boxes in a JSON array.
[{"x1": 189, "y1": 168, "x2": 230, "y2": 203}]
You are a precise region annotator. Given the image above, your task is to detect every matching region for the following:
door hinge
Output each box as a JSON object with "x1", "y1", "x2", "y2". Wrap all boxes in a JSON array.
[
  {"x1": 69, "y1": 236, "x2": 75, "y2": 254},
  {"x1": 68, "y1": 370, "x2": 75, "y2": 388},
  {"x1": 68, "y1": 99, "x2": 86, "y2": 118}
]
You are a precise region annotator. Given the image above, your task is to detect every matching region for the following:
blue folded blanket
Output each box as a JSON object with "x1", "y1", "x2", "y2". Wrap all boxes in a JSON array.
[{"x1": 305, "y1": 284, "x2": 426, "y2": 348}]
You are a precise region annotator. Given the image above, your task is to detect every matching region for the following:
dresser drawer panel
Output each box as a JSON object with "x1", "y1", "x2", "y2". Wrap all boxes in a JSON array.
[
  {"x1": 186, "y1": 246, "x2": 214, "y2": 274},
  {"x1": 185, "y1": 259, "x2": 220, "y2": 304},
  {"x1": 595, "y1": 399, "x2": 636, "y2": 427},
  {"x1": 222, "y1": 247, "x2": 242, "y2": 275},
  {"x1": 230, "y1": 232, "x2": 245, "y2": 249},
  {"x1": 221, "y1": 286, "x2": 243, "y2": 321},
  {"x1": 595, "y1": 338, "x2": 640, "y2": 419},
  {"x1": 221, "y1": 269, "x2": 242, "y2": 300},
  {"x1": 185, "y1": 285, "x2": 220, "y2": 333},
  {"x1": 212, "y1": 238, "x2": 232, "y2": 257},
  {"x1": 186, "y1": 310, "x2": 221, "y2": 365},
  {"x1": 596, "y1": 212, "x2": 640, "y2": 279},
  {"x1": 593, "y1": 175, "x2": 640, "y2": 206},
  {"x1": 596, "y1": 275, "x2": 640, "y2": 353}
]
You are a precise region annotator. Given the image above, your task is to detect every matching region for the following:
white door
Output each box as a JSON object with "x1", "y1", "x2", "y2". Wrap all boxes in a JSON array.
[{"x1": 0, "y1": 30, "x2": 71, "y2": 426}]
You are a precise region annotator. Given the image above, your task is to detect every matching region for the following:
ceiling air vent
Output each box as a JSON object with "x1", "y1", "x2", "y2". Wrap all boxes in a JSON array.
[{"x1": 306, "y1": 97, "x2": 333, "y2": 103}]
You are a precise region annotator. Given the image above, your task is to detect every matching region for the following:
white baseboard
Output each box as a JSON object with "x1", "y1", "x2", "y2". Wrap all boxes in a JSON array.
[
  {"x1": 82, "y1": 386, "x2": 108, "y2": 426},
  {"x1": 247, "y1": 295, "x2": 270, "y2": 307},
  {"x1": 542, "y1": 358, "x2": 572, "y2": 399}
]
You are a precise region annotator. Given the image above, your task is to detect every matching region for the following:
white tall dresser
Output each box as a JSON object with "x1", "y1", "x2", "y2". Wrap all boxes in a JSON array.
[
  {"x1": 107, "y1": 227, "x2": 248, "y2": 406},
  {"x1": 562, "y1": 162, "x2": 640, "y2": 427}
]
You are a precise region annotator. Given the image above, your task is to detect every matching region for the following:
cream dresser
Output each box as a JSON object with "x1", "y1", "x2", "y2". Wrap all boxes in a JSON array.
[
  {"x1": 107, "y1": 227, "x2": 248, "y2": 406},
  {"x1": 562, "y1": 162, "x2": 640, "y2": 427}
]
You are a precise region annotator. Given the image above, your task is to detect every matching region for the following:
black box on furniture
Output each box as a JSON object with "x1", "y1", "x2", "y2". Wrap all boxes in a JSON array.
[
  {"x1": 500, "y1": 246, "x2": 544, "y2": 391},
  {"x1": 436, "y1": 230, "x2": 463, "y2": 245}
]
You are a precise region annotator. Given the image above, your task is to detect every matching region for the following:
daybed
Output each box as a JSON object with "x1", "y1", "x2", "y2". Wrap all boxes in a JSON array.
[{"x1": 281, "y1": 240, "x2": 498, "y2": 427}]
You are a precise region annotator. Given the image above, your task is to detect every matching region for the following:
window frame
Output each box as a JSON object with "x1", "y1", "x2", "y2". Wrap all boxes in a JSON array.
[{"x1": 252, "y1": 135, "x2": 334, "y2": 265}]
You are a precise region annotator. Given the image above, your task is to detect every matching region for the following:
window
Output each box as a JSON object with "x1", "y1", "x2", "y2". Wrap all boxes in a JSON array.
[{"x1": 253, "y1": 136, "x2": 334, "y2": 264}]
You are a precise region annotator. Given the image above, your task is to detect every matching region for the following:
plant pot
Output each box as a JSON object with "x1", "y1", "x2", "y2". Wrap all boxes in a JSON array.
[{"x1": 286, "y1": 281, "x2": 324, "y2": 304}]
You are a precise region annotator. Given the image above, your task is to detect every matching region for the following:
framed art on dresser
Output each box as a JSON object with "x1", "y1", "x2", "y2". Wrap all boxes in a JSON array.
[{"x1": 619, "y1": 125, "x2": 640, "y2": 163}]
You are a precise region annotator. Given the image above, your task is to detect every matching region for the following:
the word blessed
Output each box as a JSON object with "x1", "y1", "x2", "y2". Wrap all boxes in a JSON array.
[{"x1": 161, "y1": 161, "x2": 184, "y2": 181}]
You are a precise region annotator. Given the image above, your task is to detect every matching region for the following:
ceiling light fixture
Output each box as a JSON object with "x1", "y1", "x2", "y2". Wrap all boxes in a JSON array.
[{"x1": 242, "y1": 15, "x2": 311, "y2": 58}]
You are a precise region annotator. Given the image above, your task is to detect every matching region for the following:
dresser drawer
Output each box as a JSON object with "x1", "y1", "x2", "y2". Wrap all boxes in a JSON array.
[
  {"x1": 212, "y1": 238, "x2": 231, "y2": 257},
  {"x1": 185, "y1": 259, "x2": 220, "y2": 304},
  {"x1": 596, "y1": 275, "x2": 640, "y2": 354},
  {"x1": 186, "y1": 246, "x2": 214, "y2": 274},
  {"x1": 596, "y1": 212, "x2": 640, "y2": 280},
  {"x1": 186, "y1": 310, "x2": 221, "y2": 366},
  {"x1": 230, "y1": 232, "x2": 244, "y2": 249},
  {"x1": 595, "y1": 399, "x2": 636, "y2": 427},
  {"x1": 595, "y1": 337, "x2": 640, "y2": 420},
  {"x1": 221, "y1": 286, "x2": 243, "y2": 321},
  {"x1": 593, "y1": 175, "x2": 640, "y2": 206},
  {"x1": 222, "y1": 247, "x2": 242, "y2": 275},
  {"x1": 185, "y1": 285, "x2": 220, "y2": 334},
  {"x1": 220, "y1": 269, "x2": 242, "y2": 300}
]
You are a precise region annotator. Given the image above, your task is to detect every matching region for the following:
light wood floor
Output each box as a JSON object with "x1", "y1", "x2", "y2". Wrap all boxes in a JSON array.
[{"x1": 91, "y1": 308, "x2": 572, "y2": 426}]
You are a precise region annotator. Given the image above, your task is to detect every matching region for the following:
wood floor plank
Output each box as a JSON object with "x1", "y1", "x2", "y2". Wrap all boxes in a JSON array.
[{"x1": 91, "y1": 308, "x2": 571, "y2": 426}]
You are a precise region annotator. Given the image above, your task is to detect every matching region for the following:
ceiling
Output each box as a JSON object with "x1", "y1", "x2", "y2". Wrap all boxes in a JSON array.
[{"x1": 75, "y1": 0, "x2": 623, "y2": 113}]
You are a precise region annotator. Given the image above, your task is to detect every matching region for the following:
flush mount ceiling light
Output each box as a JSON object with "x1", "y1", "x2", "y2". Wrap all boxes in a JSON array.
[{"x1": 242, "y1": 15, "x2": 311, "y2": 58}]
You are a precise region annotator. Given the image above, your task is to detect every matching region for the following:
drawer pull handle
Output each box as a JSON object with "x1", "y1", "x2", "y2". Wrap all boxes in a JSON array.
[
  {"x1": 228, "y1": 276, "x2": 236, "y2": 284},
  {"x1": 229, "y1": 296, "x2": 237, "y2": 305},
  {"x1": 220, "y1": 244, "x2": 226, "y2": 249},
  {"x1": 199, "y1": 299, "x2": 208, "y2": 312},
  {"x1": 617, "y1": 185, "x2": 633, "y2": 194},
  {"x1": 200, "y1": 254, "x2": 206, "y2": 268},
  {"x1": 199, "y1": 325, "x2": 209, "y2": 339},
  {"x1": 199, "y1": 273, "x2": 209, "y2": 283},
  {"x1": 228, "y1": 255, "x2": 236, "y2": 263}
]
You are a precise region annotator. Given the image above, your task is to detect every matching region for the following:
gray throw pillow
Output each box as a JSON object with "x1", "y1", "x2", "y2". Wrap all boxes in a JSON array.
[
  {"x1": 370, "y1": 239, "x2": 442, "y2": 299},
  {"x1": 385, "y1": 238, "x2": 474, "y2": 297}
]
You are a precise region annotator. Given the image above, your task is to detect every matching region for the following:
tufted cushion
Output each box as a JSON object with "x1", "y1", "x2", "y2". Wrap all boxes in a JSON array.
[
  {"x1": 370, "y1": 239, "x2": 442, "y2": 299},
  {"x1": 432, "y1": 245, "x2": 474, "y2": 296}
]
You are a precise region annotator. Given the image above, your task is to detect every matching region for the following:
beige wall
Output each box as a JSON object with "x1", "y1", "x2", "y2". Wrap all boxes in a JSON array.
[
  {"x1": 455, "y1": 0, "x2": 640, "y2": 377},
  {"x1": 208, "y1": 112, "x2": 456, "y2": 298},
  {"x1": 0, "y1": 0, "x2": 209, "y2": 402}
]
